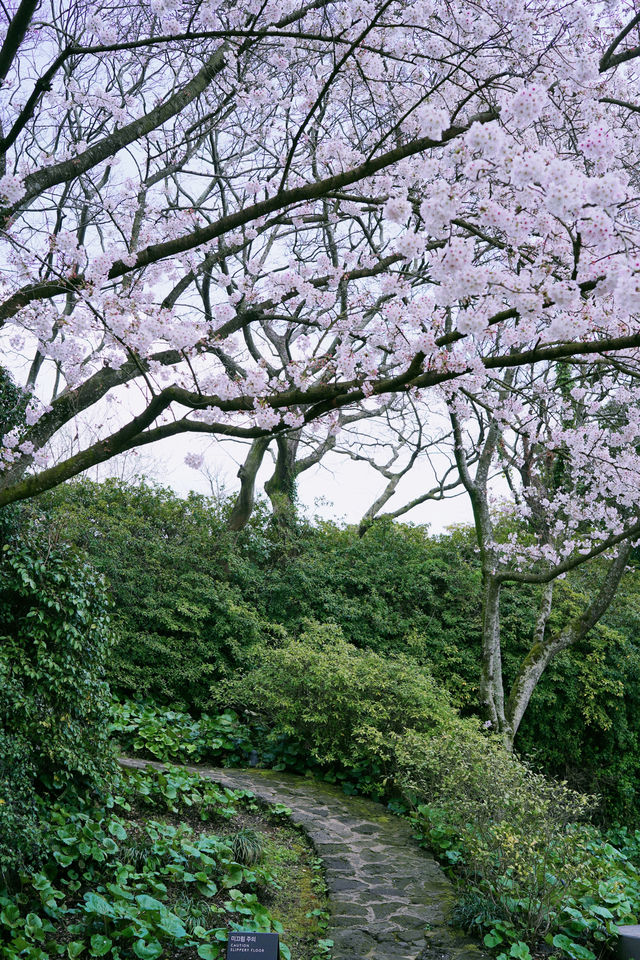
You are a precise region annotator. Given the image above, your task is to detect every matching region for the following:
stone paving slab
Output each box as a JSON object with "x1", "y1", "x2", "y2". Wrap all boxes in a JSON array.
[{"x1": 120, "y1": 759, "x2": 485, "y2": 960}]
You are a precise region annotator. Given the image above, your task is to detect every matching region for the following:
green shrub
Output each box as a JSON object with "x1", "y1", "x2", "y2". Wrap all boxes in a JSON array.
[
  {"x1": 397, "y1": 724, "x2": 640, "y2": 959},
  {"x1": 397, "y1": 727, "x2": 625, "y2": 955},
  {"x1": 448, "y1": 822, "x2": 640, "y2": 960},
  {"x1": 0, "y1": 535, "x2": 116, "y2": 797},
  {"x1": 40, "y1": 479, "x2": 280, "y2": 709},
  {"x1": 398, "y1": 724, "x2": 590, "y2": 835},
  {"x1": 0, "y1": 730, "x2": 42, "y2": 883},
  {"x1": 218, "y1": 623, "x2": 457, "y2": 787},
  {"x1": 111, "y1": 576, "x2": 269, "y2": 711}
]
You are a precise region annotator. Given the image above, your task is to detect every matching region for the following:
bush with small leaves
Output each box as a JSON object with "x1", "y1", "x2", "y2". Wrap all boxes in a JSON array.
[
  {"x1": 0, "y1": 730, "x2": 42, "y2": 884},
  {"x1": 397, "y1": 726, "x2": 637, "y2": 958},
  {"x1": 218, "y1": 622, "x2": 458, "y2": 789}
]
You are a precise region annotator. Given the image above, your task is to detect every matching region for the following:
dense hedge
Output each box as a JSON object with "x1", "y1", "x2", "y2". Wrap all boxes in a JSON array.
[
  {"x1": 37, "y1": 482, "x2": 276, "y2": 709},
  {"x1": 0, "y1": 523, "x2": 116, "y2": 880},
  {"x1": 40, "y1": 478, "x2": 640, "y2": 822}
]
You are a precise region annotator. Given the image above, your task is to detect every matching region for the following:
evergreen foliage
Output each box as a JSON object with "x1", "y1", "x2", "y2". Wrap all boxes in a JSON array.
[
  {"x1": 0, "y1": 523, "x2": 116, "y2": 879},
  {"x1": 0, "y1": 533, "x2": 116, "y2": 795},
  {"x1": 218, "y1": 622, "x2": 458, "y2": 788},
  {"x1": 41, "y1": 478, "x2": 640, "y2": 822}
]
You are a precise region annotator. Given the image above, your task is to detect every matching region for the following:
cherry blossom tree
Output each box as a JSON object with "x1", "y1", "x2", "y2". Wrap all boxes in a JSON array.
[
  {"x1": 4, "y1": 0, "x2": 640, "y2": 516},
  {"x1": 356, "y1": 356, "x2": 640, "y2": 748},
  {"x1": 4, "y1": 0, "x2": 640, "y2": 749},
  {"x1": 448, "y1": 359, "x2": 640, "y2": 748}
]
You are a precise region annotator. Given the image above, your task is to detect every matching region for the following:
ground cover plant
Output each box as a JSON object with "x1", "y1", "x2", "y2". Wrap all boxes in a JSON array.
[
  {"x1": 0, "y1": 760, "x2": 326, "y2": 960},
  {"x1": 113, "y1": 647, "x2": 640, "y2": 960},
  {"x1": 222, "y1": 813, "x2": 333, "y2": 960},
  {"x1": 109, "y1": 702, "x2": 254, "y2": 768}
]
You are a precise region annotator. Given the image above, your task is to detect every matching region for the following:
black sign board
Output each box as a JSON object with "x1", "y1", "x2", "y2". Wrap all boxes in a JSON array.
[{"x1": 226, "y1": 932, "x2": 280, "y2": 959}]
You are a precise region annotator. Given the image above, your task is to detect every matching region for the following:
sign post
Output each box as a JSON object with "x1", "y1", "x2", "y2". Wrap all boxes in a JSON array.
[
  {"x1": 226, "y1": 932, "x2": 280, "y2": 959},
  {"x1": 617, "y1": 925, "x2": 640, "y2": 960}
]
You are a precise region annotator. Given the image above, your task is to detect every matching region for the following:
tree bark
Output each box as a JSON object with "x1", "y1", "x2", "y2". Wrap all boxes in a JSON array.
[
  {"x1": 449, "y1": 402, "x2": 507, "y2": 729},
  {"x1": 227, "y1": 437, "x2": 270, "y2": 531},
  {"x1": 479, "y1": 572, "x2": 506, "y2": 730},
  {"x1": 503, "y1": 543, "x2": 631, "y2": 749},
  {"x1": 264, "y1": 433, "x2": 300, "y2": 525}
]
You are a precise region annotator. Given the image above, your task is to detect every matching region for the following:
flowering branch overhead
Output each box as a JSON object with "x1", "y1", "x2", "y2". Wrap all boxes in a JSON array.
[{"x1": 1, "y1": 0, "x2": 640, "y2": 530}]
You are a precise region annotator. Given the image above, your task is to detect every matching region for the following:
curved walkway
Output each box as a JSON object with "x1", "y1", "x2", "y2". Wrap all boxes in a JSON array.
[{"x1": 120, "y1": 759, "x2": 485, "y2": 960}]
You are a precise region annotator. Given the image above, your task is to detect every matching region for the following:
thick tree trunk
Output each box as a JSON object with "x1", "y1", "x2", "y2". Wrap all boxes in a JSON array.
[
  {"x1": 502, "y1": 582, "x2": 554, "y2": 749},
  {"x1": 264, "y1": 433, "x2": 300, "y2": 525},
  {"x1": 227, "y1": 437, "x2": 270, "y2": 531},
  {"x1": 448, "y1": 403, "x2": 508, "y2": 731}
]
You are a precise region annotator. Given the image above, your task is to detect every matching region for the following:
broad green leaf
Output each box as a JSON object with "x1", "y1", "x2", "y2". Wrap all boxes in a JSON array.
[
  {"x1": 106, "y1": 883, "x2": 134, "y2": 901},
  {"x1": 157, "y1": 911, "x2": 188, "y2": 939},
  {"x1": 83, "y1": 893, "x2": 114, "y2": 917},
  {"x1": 552, "y1": 935, "x2": 596, "y2": 960},
  {"x1": 589, "y1": 905, "x2": 614, "y2": 920},
  {"x1": 53, "y1": 851, "x2": 75, "y2": 867},
  {"x1": 135, "y1": 895, "x2": 164, "y2": 913},
  {"x1": 108, "y1": 822, "x2": 128, "y2": 841},
  {"x1": 132, "y1": 940, "x2": 162, "y2": 960},
  {"x1": 553, "y1": 935, "x2": 573, "y2": 952},
  {"x1": 90, "y1": 935, "x2": 112, "y2": 957},
  {"x1": 25, "y1": 913, "x2": 45, "y2": 940},
  {"x1": 197, "y1": 945, "x2": 219, "y2": 960},
  {"x1": 1, "y1": 904, "x2": 22, "y2": 927},
  {"x1": 567, "y1": 945, "x2": 596, "y2": 960},
  {"x1": 484, "y1": 932, "x2": 503, "y2": 947}
]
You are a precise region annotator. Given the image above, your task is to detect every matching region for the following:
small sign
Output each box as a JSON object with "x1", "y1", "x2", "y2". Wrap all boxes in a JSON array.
[{"x1": 226, "y1": 931, "x2": 280, "y2": 959}]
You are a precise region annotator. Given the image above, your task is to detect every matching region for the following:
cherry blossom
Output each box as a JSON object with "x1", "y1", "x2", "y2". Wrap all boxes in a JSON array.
[{"x1": 0, "y1": 0, "x2": 640, "y2": 558}]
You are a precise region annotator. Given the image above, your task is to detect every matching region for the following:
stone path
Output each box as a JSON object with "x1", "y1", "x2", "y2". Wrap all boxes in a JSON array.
[{"x1": 120, "y1": 759, "x2": 485, "y2": 960}]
